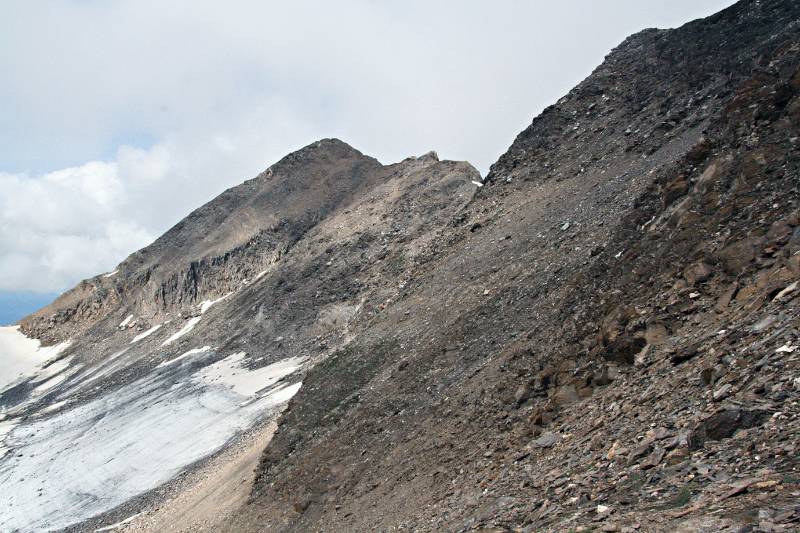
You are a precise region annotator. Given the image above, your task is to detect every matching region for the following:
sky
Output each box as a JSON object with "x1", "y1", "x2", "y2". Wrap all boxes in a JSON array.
[{"x1": 0, "y1": 0, "x2": 736, "y2": 308}]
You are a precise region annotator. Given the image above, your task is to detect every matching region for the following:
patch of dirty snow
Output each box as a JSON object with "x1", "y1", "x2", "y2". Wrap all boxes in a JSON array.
[
  {"x1": 194, "y1": 353, "x2": 305, "y2": 396},
  {"x1": 162, "y1": 316, "x2": 202, "y2": 346},
  {"x1": 119, "y1": 314, "x2": 134, "y2": 328},
  {"x1": 262, "y1": 381, "x2": 302, "y2": 405},
  {"x1": 43, "y1": 400, "x2": 69, "y2": 413},
  {"x1": 0, "y1": 326, "x2": 71, "y2": 392},
  {"x1": 31, "y1": 356, "x2": 74, "y2": 383},
  {"x1": 131, "y1": 324, "x2": 162, "y2": 343},
  {"x1": 157, "y1": 346, "x2": 212, "y2": 368},
  {"x1": 68, "y1": 348, "x2": 129, "y2": 393},
  {"x1": 0, "y1": 348, "x2": 304, "y2": 532},
  {"x1": 199, "y1": 293, "x2": 231, "y2": 314},
  {"x1": 32, "y1": 372, "x2": 70, "y2": 394}
]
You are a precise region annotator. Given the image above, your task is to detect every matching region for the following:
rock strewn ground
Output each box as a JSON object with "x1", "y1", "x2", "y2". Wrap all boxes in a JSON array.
[{"x1": 227, "y1": 1, "x2": 800, "y2": 531}]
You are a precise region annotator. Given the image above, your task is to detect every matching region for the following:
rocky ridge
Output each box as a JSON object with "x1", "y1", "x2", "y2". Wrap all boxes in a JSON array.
[{"x1": 224, "y1": 1, "x2": 800, "y2": 531}]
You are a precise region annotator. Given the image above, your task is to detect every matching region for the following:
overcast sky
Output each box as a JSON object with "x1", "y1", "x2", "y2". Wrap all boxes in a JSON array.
[{"x1": 1, "y1": 0, "x2": 736, "y2": 295}]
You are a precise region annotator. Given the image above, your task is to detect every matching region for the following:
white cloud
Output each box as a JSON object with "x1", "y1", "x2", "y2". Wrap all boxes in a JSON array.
[
  {"x1": 0, "y1": 0, "x2": 736, "y2": 292},
  {"x1": 0, "y1": 158, "x2": 154, "y2": 292}
]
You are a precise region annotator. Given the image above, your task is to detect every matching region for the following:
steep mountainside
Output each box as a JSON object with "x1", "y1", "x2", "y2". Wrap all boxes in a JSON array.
[
  {"x1": 1, "y1": 1, "x2": 799, "y2": 532},
  {"x1": 224, "y1": 1, "x2": 800, "y2": 531}
]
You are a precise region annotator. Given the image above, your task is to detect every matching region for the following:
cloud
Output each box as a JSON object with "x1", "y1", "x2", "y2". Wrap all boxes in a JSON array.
[
  {"x1": 0, "y1": 0, "x2": 736, "y2": 292},
  {"x1": 0, "y1": 157, "x2": 152, "y2": 292}
]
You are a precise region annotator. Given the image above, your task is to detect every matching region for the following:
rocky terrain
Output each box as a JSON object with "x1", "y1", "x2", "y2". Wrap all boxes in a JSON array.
[
  {"x1": 1, "y1": 0, "x2": 799, "y2": 531},
  {"x1": 226, "y1": 1, "x2": 800, "y2": 531}
]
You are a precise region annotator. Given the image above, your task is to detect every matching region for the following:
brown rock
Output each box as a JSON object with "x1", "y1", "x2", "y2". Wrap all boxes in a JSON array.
[
  {"x1": 662, "y1": 177, "x2": 689, "y2": 208},
  {"x1": 665, "y1": 447, "x2": 690, "y2": 466},
  {"x1": 735, "y1": 284, "x2": 759, "y2": 303},
  {"x1": 514, "y1": 384, "x2": 531, "y2": 405},
  {"x1": 766, "y1": 220, "x2": 792, "y2": 245},
  {"x1": 607, "y1": 441, "x2": 628, "y2": 460},
  {"x1": 644, "y1": 323, "x2": 668, "y2": 345},
  {"x1": 787, "y1": 254, "x2": 800, "y2": 277},
  {"x1": 717, "y1": 477, "x2": 758, "y2": 501},
  {"x1": 716, "y1": 283, "x2": 739, "y2": 311},
  {"x1": 788, "y1": 227, "x2": 800, "y2": 254},
  {"x1": 688, "y1": 407, "x2": 769, "y2": 450},
  {"x1": 530, "y1": 407, "x2": 553, "y2": 427},
  {"x1": 717, "y1": 237, "x2": 764, "y2": 275},
  {"x1": 683, "y1": 261, "x2": 712, "y2": 286},
  {"x1": 627, "y1": 442, "x2": 652, "y2": 465},
  {"x1": 552, "y1": 384, "x2": 581, "y2": 407}
]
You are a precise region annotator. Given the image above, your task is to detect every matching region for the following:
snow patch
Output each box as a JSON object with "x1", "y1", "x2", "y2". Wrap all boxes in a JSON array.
[
  {"x1": 70, "y1": 348, "x2": 129, "y2": 392},
  {"x1": 32, "y1": 372, "x2": 70, "y2": 394},
  {"x1": 95, "y1": 513, "x2": 142, "y2": 531},
  {"x1": 194, "y1": 353, "x2": 305, "y2": 397},
  {"x1": 0, "y1": 419, "x2": 18, "y2": 459},
  {"x1": 119, "y1": 314, "x2": 134, "y2": 328},
  {"x1": 157, "y1": 346, "x2": 212, "y2": 368},
  {"x1": 103, "y1": 270, "x2": 119, "y2": 278},
  {"x1": 31, "y1": 356, "x2": 74, "y2": 384},
  {"x1": 199, "y1": 293, "x2": 231, "y2": 314},
  {"x1": 0, "y1": 348, "x2": 303, "y2": 532},
  {"x1": 161, "y1": 316, "x2": 202, "y2": 346},
  {"x1": 43, "y1": 400, "x2": 69, "y2": 413},
  {"x1": 264, "y1": 381, "x2": 302, "y2": 404},
  {"x1": 131, "y1": 324, "x2": 162, "y2": 343},
  {"x1": 0, "y1": 327, "x2": 72, "y2": 393}
]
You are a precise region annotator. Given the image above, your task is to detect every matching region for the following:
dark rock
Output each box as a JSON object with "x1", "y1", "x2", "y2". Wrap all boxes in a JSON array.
[{"x1": 688, "y1": 407, "x2": 770, "y2": 450}]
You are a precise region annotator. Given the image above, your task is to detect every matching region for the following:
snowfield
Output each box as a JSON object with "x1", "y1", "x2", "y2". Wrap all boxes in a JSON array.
[
  {"x1": 0, "y1": 326, "x2": 71, "y2": 393},
  {"x1": 130, "y1": 323, "x2": 162, "y2": 343},
  {"x1": 0, "y1": 327, "x2": 305, "y2": 532}
]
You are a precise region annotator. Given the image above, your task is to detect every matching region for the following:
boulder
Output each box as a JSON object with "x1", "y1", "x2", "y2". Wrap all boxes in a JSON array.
[
  {"x1": 688, "y1": 407, "x2": 769, "y2": 450},
  {"x1": 683, "y1": 261, "x2": 712, "y2": 286}
]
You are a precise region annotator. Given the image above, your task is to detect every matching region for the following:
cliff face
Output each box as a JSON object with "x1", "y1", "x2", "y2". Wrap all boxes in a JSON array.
[{"x1": 225, "y1": 1, "x2": 800, "y2": 531}]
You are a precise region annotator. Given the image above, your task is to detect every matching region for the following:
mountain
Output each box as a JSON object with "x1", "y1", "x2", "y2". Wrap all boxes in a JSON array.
[
  {"x1": 1, "y1": 0, "x2": 799, "y2": 531},
  {"x1": 0, "y1": 142, "x2": 478, "y2": 532},
  {"x1": 227, "y1": 1, "x2": 800, "y2": 531}
]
